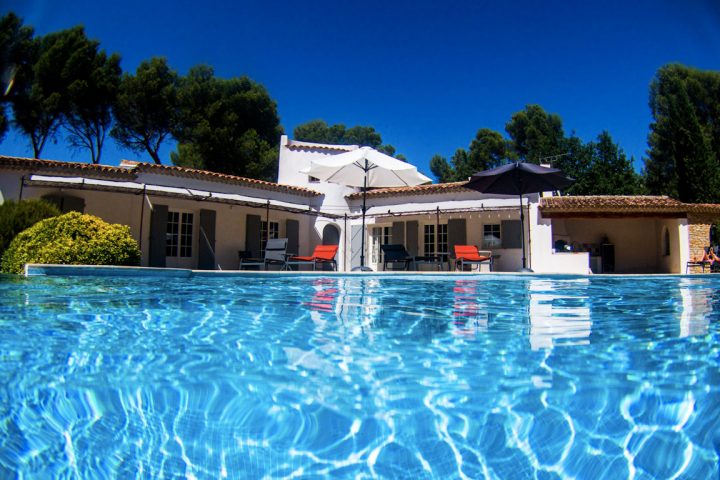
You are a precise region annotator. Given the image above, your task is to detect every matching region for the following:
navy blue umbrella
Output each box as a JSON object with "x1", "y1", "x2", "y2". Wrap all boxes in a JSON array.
[{"x1": 463, "y1": 162, "x2": 574, "y2": 271}]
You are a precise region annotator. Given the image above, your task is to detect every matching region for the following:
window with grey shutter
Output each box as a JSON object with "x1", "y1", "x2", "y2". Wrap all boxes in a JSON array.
[
  {"x1": 406, "y1": 220, "x2": 419, "y2": 256},
  {"x1": 245, "y1": 214, "x2": 262, "y2": 258},
  {"x1": 198, "y1": 209, "x2": 216, "y2": 269},
  {"x1": 149, "y1": 204, "x2": 168, "y2": 267},
  {"x1": 392, "y1": 222, "x2": 405, "y2": 246},
  {"x1": 286, "y1": 219, "x2": 299, "y2": 255},
  {"x1": 501, "y1": 220, "x2": 522, "y2": 248},
  {"x1": 447, "y1": 218, "x2": 467, "y2": 257}
]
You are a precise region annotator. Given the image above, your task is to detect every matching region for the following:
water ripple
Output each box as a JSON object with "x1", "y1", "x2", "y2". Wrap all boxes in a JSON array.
[{"x1": 0, "y1": 274, "x2": 719, "y2": 478}]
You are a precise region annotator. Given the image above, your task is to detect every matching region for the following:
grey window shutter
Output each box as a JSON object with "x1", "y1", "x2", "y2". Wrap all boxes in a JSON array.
[
  {"x1": 245, "y1": 214, "x2": 262, "y2": 257},
  {"x1": 502, "y1": 220, "x2": 522, "y2": 248},
  {"x1": 350, "y1": 225, "x2": 362, "y2": 269},
  {"x1": 198, "y1": 209, "x2": 216, "y2": 270},
  {"x1": 42, "y1": 194, "x2": 85, "y2": 213},
  {"x1": 406, "y1": 220, "x2": 419, "y2": 256},
  {"x1": 62, "y1": 195, "x2": 85, "y2": 213},
  {"x1": 447, "y1": 218, "x2": 467, "y2": 257},
  {"x1": 149, "y1": 204, "x2": 168, "y2": 267},
  {"x1": 392, "y1": 221, "x2": 405, "y2": 246},
  {"x1": 41, "y1": 195, "x2": 62, "y2": 210},
  {"x1": 286, "y1": 219, "x2": 299, "y2": 255}
]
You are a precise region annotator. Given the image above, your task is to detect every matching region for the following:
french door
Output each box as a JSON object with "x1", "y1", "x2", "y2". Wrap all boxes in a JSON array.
[{"x1": 166, "y1": 210, "x2": 195, "y2": 268}]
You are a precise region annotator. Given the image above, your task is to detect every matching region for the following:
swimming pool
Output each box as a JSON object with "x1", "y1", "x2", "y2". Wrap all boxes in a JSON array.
[{"x1": 1, "y1": 272, "x2": 719, "y2": 478}]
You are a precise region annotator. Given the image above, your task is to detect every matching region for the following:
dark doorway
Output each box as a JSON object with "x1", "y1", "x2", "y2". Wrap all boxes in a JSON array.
[
  {"x1": 322, "y1": 224, "x2": 340, "y2": 245},
  {"x1": 321, "y1": 224, "x2": 340, "y2": 270}
]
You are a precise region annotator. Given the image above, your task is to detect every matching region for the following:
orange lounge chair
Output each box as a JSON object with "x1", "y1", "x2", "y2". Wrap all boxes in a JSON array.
[
  {"x1": 286, "y1": 245, "x2": 339, "y2": 271},
  {"x1": 454, "y1": 245, "x2": 493, "y2": 272}
]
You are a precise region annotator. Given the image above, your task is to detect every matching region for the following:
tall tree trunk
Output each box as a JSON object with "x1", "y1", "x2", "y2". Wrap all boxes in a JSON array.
[{"x1": 148, "y1": 149, "x2": 162, "y2": 164}]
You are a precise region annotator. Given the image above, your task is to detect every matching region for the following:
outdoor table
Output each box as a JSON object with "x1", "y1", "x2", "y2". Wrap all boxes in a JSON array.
[{"x1": 412, "y1": 256, "x2": 444, "y2": 271}]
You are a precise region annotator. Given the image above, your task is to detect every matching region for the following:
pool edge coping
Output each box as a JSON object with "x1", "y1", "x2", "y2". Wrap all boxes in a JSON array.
[{"x1": 23, "y1": 264, "x2": 719, "y2": 279}]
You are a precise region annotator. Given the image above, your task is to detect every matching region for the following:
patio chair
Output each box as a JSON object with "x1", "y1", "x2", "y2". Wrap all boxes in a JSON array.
[
  {"x1": 686, "y1": 260, "x2": 712, "y2": 273},
  {"x1": 285, "y1": 244, "x2": 339, "y2": 271},
  {"x1": 239, "y1": 238, "x2": 288, "y2": 270},
  {"x1": 454, "y1": 245, "x2": 493, "y2": 272},
  {"x1": 686, "y1": 246, "x2": 715, "y2": 273},
  {"x1": 380, "y1": 244, "x2": 414, "y2": 271}
]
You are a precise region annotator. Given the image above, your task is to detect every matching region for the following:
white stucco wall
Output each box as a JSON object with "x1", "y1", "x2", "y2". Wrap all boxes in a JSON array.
[
  {"x1": 277, "y1": 135, "x2": 356, "y2": 215},
  {"x1": 652, "y1": 218, "x2": 686, "y2": 274},
  {"x1": 677, "y1": 219, "x2": 690, "y2": 274},
  {"x1": 531, "y1": 208, "x2": 589, "y2": 274},
  {"x1": 0, "y1": 171, "x2": 25, "y2": 204}
]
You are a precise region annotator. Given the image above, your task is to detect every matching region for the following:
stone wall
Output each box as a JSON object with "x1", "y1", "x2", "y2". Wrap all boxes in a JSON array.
[{"x1": 688, "y1": 213, "x2": 716, "y2": 257}]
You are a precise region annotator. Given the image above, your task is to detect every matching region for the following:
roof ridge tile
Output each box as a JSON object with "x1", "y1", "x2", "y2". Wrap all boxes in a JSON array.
[{"x1": 0, "y1": 155, "x2": 321, "y2": 197}]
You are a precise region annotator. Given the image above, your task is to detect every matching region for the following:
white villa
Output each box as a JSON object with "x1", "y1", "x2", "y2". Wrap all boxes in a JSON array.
[{"x1": 2, "y1": 135, "x2": 719, "y2": 274}]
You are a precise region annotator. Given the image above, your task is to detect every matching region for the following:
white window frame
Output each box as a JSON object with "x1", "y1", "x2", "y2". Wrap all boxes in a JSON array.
[
  {"x1": 424, "y1": 224, "x2": 435, "y2": 256},
  {"x1": 260, "y1": 221, "x2": 280, "y2": 256},
  {"x1": 166, "y1": 210, "x2": 194, "y2": 258},
  {"x1": 424, "y1": 223, "x2": 448, "y2": 261},
  {"x1": 483, "y1": 223, "x2": 501, "y2": 249},
  {"x1": 437, "y1": 224, "x2": 448, "y2": 261},
  {"x1": 370, "y1": 226, "x2": 392, "y2": 264}
]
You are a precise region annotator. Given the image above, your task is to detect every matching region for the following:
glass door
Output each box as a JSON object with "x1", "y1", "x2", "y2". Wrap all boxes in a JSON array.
[
  {"x1": 370, "y1": 226, "x2": 391, "y2": 270},
  {"x1": 166, "y1": 210, "x2": 195, "y2": 268}
]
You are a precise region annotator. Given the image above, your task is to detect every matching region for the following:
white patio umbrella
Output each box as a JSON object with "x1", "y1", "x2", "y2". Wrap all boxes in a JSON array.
[{"x1": 300, "y1": 146, "x2": 431, "y2": 270}]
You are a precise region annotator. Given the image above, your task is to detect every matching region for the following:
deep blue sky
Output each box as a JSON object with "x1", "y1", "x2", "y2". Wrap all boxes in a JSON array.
[{"x1": 3, "y1": 0, "x2": 720, "y2": 180}]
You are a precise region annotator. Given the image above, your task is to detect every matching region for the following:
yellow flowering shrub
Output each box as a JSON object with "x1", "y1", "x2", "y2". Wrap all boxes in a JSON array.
[{"x1": 1, "y1": 212, "x2": 140, "y2": 274}]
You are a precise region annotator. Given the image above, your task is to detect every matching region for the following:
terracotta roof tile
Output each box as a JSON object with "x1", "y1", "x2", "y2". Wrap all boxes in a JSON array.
[
  {"x1": 0, "y1": 155, "x2": 321, "y2": 197},
  {"x1": 285, "y1": 139, "x2": 357, "y2": 152},
  {"x1": 0, "y1": 155, "x2": 135, "y2": 179},
  {"x1": 539, "y1": 195, "x2": 720, "y2": 216},
  {"x1": 540, "y1": 195, "x2": 684, "y2": 211},
  {"x1": 347, "y1": 181, "x2": 466, "y2": 199},
  {"x1": 131, "y1": 162, "x2": 320, "y2": 196},
  {"x1": 684, "y1": 203, "x2": 720, "y2": 214}
]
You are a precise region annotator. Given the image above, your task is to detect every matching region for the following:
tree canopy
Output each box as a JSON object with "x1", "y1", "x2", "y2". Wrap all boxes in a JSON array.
[
  {"x1": 645, "y1": 64, "x2": 720, "y2": 203},
  {"x1": 431, "y1": 106, "x2": 646, "y2": 195},
  {"x1": 430, "y1": 153, "x2": 455, "y2": 183},
  {"x1": 111, "y1": 57, "x2": 180, "y2": 164},
  {"x1": 0, "y1": 13, "x2": 33, "y2": 142},
  {"x1": 170, "y1": 65, "x2": 283, "y2": 181},
  {"x1": 293, "y1": 119, "x2": 404, "y2": 160},
  {"x1": 505, "y1": 104, "x2": 565, "y2": 163},
  {"x1": 9, "y1": 24, "x2": 121, "y2": 163},
  {"x1": 11, "y1": 26, "x2": 80, "y2": 158},
  {"x1": 2, "y1": 13, "x2": 285, "y2": 179},
  {"x1": 554, "y1": 132, "x2": 645, "y2": 195},
  {"x1": 429, "y1": 128, "x2": 510, "y2": 182},
  {"x1": 63, "y1": 37, "x2": 121, "y2": 164}
]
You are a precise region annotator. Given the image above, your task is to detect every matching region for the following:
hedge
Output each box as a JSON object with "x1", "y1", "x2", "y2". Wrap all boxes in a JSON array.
[{"x1": 0, "y1": 199, "x2": 61, "y2": 257}]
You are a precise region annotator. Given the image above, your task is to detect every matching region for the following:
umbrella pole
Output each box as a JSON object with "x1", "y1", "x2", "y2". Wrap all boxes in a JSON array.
[
  {"x1": 519, "y1": 194, "x2": 527, "y2": 270},
  {"x1": 360, "y1": 160, "x2": 368, "y2": 269},
  {"x1": 265, "y1": 200, "x2": 270, "y2": 245}
]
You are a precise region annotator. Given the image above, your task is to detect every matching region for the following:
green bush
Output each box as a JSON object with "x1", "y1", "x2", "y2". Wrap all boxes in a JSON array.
[
  {"x1": 1, "y1": 211, "x2": 141, "y2": 274},
  {"x1": 0, "y1": 199, "x2": 61, "y2": 257}
]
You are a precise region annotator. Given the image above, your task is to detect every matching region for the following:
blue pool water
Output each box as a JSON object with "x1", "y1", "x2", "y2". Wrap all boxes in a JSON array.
[{"x1": 1, "y1": 273, "x2": 719, "y2": 479}]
